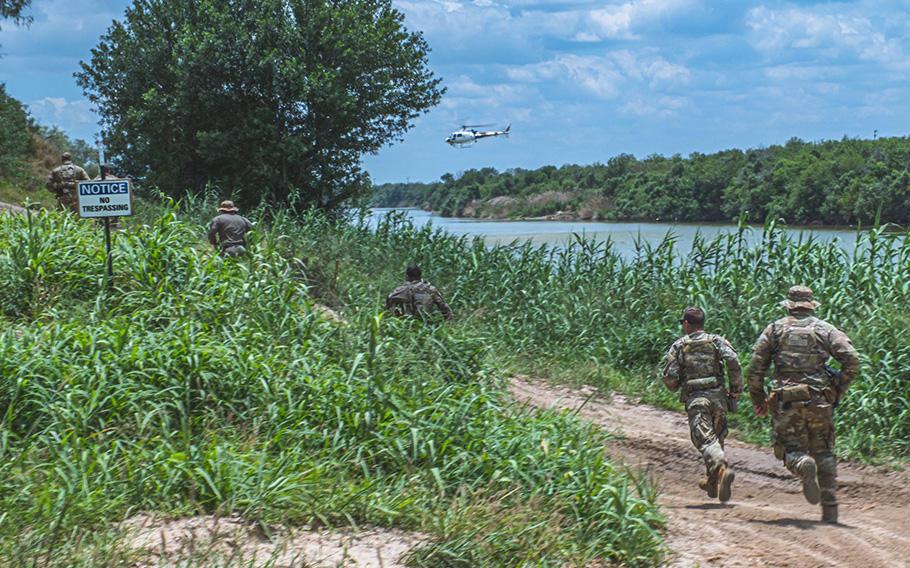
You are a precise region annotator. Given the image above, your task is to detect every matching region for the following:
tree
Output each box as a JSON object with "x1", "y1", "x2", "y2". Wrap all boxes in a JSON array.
[
  {"x1": 1, "y1": 0, "x2": 32, "y2": 51},
  {"x1": 0, "y1": 0, "x2": 31, "y2": 26},
  {"x1": 77, "y1": 0, "x2": 443, "y2": 211},
  {"x1": 0, "y1": 84, "x2": 31, "y2": 180}
]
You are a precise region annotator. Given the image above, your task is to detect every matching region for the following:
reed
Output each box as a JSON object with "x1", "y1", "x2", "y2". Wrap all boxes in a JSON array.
[
  {"x1": 0, "y1": 205, "x2": 663, "y2": 566},
  {"x1": 289, "y1": 210, "x2": 910, "y2": 460}
]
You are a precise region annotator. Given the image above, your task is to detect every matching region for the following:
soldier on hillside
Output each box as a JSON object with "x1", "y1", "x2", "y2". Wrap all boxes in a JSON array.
[
  {"x1": 46, "y1": 152, "x2": 90, "y2": 213},
  {"x1": 385, "y1": 265, "x2": 454, "y2": 321},
  {"x1": 663, "y1": 307, "x2": 742, "y2": 502},
  {"x1": 207, "y1": 200, "x2": 253, "y2": 257},
  {"x1": 747, "y1": 286, "x2": 859, "y2": 524}
]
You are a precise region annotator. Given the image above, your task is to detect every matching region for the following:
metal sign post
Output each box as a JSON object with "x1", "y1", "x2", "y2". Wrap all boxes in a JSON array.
[{"x1": 77, "y1": 176, "x2": 132, "y2": 283}]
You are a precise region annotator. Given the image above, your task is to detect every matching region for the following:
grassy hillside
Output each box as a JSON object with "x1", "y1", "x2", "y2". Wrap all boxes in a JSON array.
[
  {"x1": 0, "y1": 204, "x2": 663, "y2": 567},
  {"x1": 0, "y1": 84, "x2": 98, "y2": 209},
  {"x1": 373, "y1": 136, "x2": 910, "y2": 226}
]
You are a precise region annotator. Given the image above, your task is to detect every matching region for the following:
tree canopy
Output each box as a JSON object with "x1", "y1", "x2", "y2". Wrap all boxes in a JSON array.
[
  {"x1": 78, "y1": 0, "x2": 442, "y2": 211},
  {"x1": 0, "y1": 0, "x2": 31, "y2": 25},
  {"x1": 0, "y1": 84, "x2": 31, "y2": 181}
]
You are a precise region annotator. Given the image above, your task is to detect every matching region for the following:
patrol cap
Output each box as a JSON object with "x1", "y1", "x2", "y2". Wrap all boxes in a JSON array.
[
  {"x1": 780, "y1": 285, "x2": 820, "y2": 310},
  {"x1": 61, "y1": 152, "x2": 72, "y2": 161},
  {"x1": 679, "y1": 306, "x2": 705, "y2": 325}
]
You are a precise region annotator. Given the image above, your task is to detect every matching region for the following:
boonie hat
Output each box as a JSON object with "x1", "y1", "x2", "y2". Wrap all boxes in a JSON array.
[
  {"x1": 780, "y1": 285, "x2": 820, "y2": 310},
  {"x1": 218, "y1": 200, "x2": 239, "y2": 213}
]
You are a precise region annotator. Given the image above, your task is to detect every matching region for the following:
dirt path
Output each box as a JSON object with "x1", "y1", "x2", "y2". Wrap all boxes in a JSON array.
[{"x1": 509, "y1": 378, "x2": 910, "y2": 568}]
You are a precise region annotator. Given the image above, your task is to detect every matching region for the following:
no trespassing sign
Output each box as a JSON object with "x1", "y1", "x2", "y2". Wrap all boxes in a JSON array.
[{"x1": 77, "y1": 180, "x2": 133, "y2": 218}]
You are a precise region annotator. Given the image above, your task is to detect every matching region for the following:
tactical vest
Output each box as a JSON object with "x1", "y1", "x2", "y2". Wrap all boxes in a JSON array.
[
  {"x1": 772, "y1": 317, "x2": 829, "y2": 385},
  {"x1": 412, "y1": 286, "x2": 434, "y2": 311},
  {"x1": 679, "y1": 335, "x2": 722, "y2": 390},
  {"x1": 388, "y1": 282, "x2": 433, "y2": 317},
  {"x1": 57, "y1": 165, "x2": 79, "y2": 191}
]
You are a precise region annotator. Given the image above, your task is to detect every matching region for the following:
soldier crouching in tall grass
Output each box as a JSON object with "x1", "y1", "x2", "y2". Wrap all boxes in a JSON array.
[{"x1": 663, "y1": 307, "x2": 742, "y2": 502}]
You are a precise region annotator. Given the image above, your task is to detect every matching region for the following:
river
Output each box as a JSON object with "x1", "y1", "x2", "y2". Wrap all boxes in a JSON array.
[{"x1": 369, "y1": 208, "x2": 862, "y2": 258}]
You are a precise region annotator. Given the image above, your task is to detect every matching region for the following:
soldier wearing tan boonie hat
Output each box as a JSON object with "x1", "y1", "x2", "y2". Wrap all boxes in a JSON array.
[
  {"x1": 779, "y1": 285, "x2": 821, "y2": 311},
  {"x1": 747, "y1": 285, "x2": 859, "y2": 524},
  {"x1": 208, "y1": 200, "x2": 253, "y2": 257}
]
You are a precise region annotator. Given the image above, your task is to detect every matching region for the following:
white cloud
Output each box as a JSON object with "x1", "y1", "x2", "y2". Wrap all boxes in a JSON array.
[
  {"x1": 394, "y1": 0, "x2": 701, "y2": 56},
  {"x1": 506, "y1": 51, "x2": 690, "y2": 98},
  {"x1": 746, "y1": 5, "x2": 909, "y2": 70},
  {"x1": 583, "y1": 0, "x2": 699, "y2": 41},
  {"x1": 620, "y1": 95, "x2": 688, "y2": 117},
  {"x1": 28, "y1": 97, "x2": 97, "y2": 138}
]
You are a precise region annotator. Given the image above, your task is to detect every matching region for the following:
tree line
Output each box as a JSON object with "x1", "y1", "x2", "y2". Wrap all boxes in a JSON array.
[{"x1": 373, "y1": 136, "x2": 910, "y2": 226}]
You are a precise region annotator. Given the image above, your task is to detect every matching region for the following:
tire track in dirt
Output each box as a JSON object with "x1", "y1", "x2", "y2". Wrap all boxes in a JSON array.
[{"x1": 509, "y1": 378, "x2": 910, "y2": 568}]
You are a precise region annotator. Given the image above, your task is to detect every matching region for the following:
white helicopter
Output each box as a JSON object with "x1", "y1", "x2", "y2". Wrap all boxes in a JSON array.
[{"x1": 445, "y1": 123, "x2": 511, "y2": 148}]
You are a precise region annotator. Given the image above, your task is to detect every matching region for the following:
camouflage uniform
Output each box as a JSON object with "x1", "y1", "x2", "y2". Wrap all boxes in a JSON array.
[
  {"x1": 46, "y1": 154, "x2": 90, "y2": 213},
  {"x1": 663, "y1": 330, "x2": 742, "y2": 497},
  {"x1": 747, "y1": 286, "x2": 859, "y2": 523},
  {"x1": 385, "y1": 280, "x2": 454, "y2": 321}
]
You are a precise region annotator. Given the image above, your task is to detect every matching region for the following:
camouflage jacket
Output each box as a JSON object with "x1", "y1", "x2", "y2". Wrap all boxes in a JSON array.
[
  {"x1": 385, "y1": 280, "x2": 454, "y2": 320},
  {"x1": 47, "y1": 163, "x2": 89, "y2": 195},
  {"x1": 207, "y1": 213, "x2": 253, "y2": 249},
  {"x1": 746, "y1": 313, "x2": 859, "y2": 403},
  {"x1": 663, "y1": 331, "x2": 743, "y2": 398}
]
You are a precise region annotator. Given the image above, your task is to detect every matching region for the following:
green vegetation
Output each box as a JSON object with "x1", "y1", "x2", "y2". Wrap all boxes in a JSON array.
[
  {"x1": 0, "y1": 204, "x2": 663, "y2": 566},
  {"x1": 77, "y1": 0, "x2": 443, "y2": 212},
  {"x1": 0, "y1": 0, "x2": 32, "y2": 35},
  {"x1": 0, "y1": 84, "x2": 31, "y2": 183},
  {"x1": 0, "y1": 85, "x2": 98, "y2": 208},
  {"x1": 306, "y1": 211, "x2": 909, "y2": 461},
  {"x1": 373, "y1": 136, "x2": 910, "y2": 226}
]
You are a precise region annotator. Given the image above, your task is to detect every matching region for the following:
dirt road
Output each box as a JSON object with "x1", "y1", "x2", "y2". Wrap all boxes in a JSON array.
[{"x1": 509, "y1": 378, "x2": 910, "y2": 568}]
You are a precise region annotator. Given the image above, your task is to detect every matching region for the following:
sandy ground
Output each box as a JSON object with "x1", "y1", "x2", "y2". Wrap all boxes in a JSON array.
[
  {"x1": 509, "y1": 377, "x2": 910, "y2": 568},
  {"x1": 122, "y1": 514, "x2": 426, "y2": 567}
]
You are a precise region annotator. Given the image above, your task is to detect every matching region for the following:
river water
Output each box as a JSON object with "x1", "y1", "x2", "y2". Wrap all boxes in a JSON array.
[{"x1": 370, "y1": 208, "x2": 862, "y2": 259}]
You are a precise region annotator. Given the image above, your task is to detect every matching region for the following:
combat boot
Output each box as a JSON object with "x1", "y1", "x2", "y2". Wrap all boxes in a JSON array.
[
  {"x1": 717, "y1": 464, "x2": 735, "y2": 503},
  {"x1": 699, "y1": 476, "x2": 718, "y2": 499},
  {"x1": 798, "y1": 458, "x2": 821, "y2": 505},
  {"x1": 822, "y1": 504, "x2": 838, "y2": 524}
]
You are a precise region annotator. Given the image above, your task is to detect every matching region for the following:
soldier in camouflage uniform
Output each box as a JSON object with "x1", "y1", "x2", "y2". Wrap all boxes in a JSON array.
[
  {"x1": 663, "y1": 307, "x2": 742, "y2": 502},
  {"x1": 747, "y1": 286, "x2": 859, "y2": 524},
  {"x1": 385, "y1": 266, "x2": 454, "y2": 321},
  {"x1": 46, "y1": 152, "x2": 90, "y2": 213}
]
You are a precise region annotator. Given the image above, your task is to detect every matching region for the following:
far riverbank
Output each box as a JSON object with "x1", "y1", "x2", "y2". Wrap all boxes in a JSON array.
[{"x1": 368, "y1": 208, "x2": 864, "y2": 259}]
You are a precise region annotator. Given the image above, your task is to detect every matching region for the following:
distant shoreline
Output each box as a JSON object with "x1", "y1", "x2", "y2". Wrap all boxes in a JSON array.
[{"x1": 374, "y1": 206, "x2": 869, "y2": 232}]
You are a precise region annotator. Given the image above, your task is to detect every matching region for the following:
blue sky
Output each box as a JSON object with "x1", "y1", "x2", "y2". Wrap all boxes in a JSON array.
[{"x1": 3, "y1": 0, "x2": 909, "y2": 183}]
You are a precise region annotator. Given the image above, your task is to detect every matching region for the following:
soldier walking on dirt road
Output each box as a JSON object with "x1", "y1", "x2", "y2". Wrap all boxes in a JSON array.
[
  {"x1": 46, "y1": 152, "x2": 89, "y2": 213},
  {"x1": 747, "y1": 286, "x2": 859, "y2": 524},
  {"x1": 207, "y1": 200, "x2": 253, "y2": 257},
  {"x1": 385, "y1": 265, "x2": 454, "y2": 321},
  {"x1": 663, "y1": 307, "x2": 742, "y2": 502}
]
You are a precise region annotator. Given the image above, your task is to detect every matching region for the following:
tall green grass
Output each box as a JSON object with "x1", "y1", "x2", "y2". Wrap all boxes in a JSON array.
[
  {"x1": 284, "y1": 210, "x2": 910, "y2": 461},
  {"x1": 0, "y1": 206, "x2": 663, "y2": 566}
]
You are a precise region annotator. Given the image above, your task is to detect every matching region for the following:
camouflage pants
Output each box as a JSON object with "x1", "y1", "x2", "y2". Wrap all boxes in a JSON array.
[
  {"x1": 686, "y1": 392, "x2": 729, "y2": 477},
  {"x1": 58, "y1": 193, "x2": 79, "y2": 214},
  {"x1": 771, "y1": 402, "x2": 837, "y2": 506}
]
